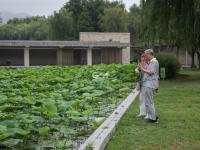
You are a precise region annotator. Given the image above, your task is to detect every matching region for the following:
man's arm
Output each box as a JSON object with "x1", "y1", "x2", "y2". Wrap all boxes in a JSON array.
[
  {"x1": 139, "y1": 64, "x2": 153, "y2": 75},
  {"x1": 139, "y1": 61, "x2": 157, "y2": 76}
]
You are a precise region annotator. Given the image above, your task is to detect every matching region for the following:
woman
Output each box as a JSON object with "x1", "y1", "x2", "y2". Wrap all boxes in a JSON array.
[{"x1": 135, "y1": 54, "x2": 147, "y2": 117}]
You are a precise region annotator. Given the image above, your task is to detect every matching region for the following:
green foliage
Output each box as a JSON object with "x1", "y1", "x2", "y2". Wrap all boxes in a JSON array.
[
  {"x1": 140, "y1": 0, "x2": 200, "y2": 60},
  {"x1": 0, "y1": 0, "x2": 132, "y2": 40},
  {"x1": 1, "y1": 0, "x2": 199, "y2": 52},
  {"x1": 38, "y1": 127, "x2": 50, "y2": 136},
  {"x1": 0, "y1": 64, "x2": 138, "y2": 149},
  {"x1": 0, "y1": 16, "x2": 49, "y2": 40},
  {"x1": 128, "y1": 4, "x2": 142, "y2": 44},
  {"x1": 79, "y1": 9, "x2": 93, "y2": 32},
  {"x1": 0, "y1": 138, "x2": 22, "y2": 148},
  {"x1": 64, "y1": 0, "x2": 105, "y2": 39},
  {"x1": 48, "y1": 8, "x2": 74, "y2": 40},
  {"x1": 100, "y1": 6, "x2": 128, "y2": 32},
  {"x1": 155, "y1": 52, "x2": 180, "y2": 79}
]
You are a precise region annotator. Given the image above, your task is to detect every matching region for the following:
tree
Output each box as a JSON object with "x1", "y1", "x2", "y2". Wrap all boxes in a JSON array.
[
  {"x1": 48, "y1": 8, "x2": 74, "y2": 40},
  {"x1": 86, "y1": 0, "x2": 105, "y2": 31},
  {"x1": 64, "y1": 0, "x2": 82, "y2": 39},
  {"x1": 64, "y1": 0, "x2": 106, "y2": 38},
  {"x1": 79, "y1": 3, "x2": 94, "y2": 32},
  {"x1": 100, "y1": 6, "x2": 128, "y2": 32},
  {"x1": 0, "y1": 0, "x2": 130, "y2": 41},
  {"x1": 128, "y1": 4, "x2": 142, "y2": 45},
  {"x1": 0, "y1": 16, "x2": 49, "y2": 40},
  {"x1": 139, "y1": 0, "x2": 200, "y2": 68}
]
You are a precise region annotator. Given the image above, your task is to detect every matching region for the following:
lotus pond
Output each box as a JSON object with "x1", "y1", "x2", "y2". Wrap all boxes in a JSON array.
[{"x1": 0, "y1": 64, "x2": 137, "y2": 149}]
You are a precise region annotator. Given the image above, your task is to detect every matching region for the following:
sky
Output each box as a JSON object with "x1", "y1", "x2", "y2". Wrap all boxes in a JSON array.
[{"x1": 0, "y1": 0, "x2": 140, "y2": 16}]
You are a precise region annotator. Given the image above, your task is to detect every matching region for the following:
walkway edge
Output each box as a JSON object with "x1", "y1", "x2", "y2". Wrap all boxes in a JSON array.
[{"x1": 79, "y1": 89, "x2": 140, "y2": 150}]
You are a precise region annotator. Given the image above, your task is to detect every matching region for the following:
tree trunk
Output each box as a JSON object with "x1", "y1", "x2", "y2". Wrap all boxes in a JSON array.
[{"x1": 191, "y1": 49, "x2": 195, "y2": 68}]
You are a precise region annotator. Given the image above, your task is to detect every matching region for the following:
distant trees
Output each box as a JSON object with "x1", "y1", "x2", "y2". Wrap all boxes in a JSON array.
[
  {"x1": 128, "y1": 4, "x2": 142, "y2": 45},
  {"x1": 0, "y1": 16, "x2": 49, "y2": 40},
  {"x1": 48, "y1": 8, "x2": 74, "y2": 40},
  {"x1": 64, "y1": 0, "x2": 106, "y2": 39},
  {"x1": 139, "y1": 0, "x2": 200, "y2": 68},
  {"x1": 100, "y1": 6, "x2": 128, "y2": 32},
  {"x1": 0, "y1": 0, "x2": 199, "y2": 68},
  {"x1": 0, "y1": 0, "x2": 130, "y2": 40},
  {"x1": 0, "y1": 0, "x2": 129, "y2": 40}
]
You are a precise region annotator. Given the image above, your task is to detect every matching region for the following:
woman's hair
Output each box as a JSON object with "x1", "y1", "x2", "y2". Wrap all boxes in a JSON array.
[{"x1": 138, "y1": 53, "x2": 145, "y2": 62}]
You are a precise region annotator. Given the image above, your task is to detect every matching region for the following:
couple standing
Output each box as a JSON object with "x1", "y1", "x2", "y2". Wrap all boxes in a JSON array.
[{"x1": 135, "y1": 49, "x2": 159, "y2": 123}]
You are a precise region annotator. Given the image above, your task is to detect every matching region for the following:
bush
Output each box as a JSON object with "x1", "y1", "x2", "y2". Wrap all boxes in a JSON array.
[{"x1": 155, "y1": 52, "x2": 180, "y2": 79}]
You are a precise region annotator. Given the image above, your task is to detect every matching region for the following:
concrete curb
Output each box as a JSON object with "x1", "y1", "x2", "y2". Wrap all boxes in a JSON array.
[{"x1": 79, "y1": 89, "x2": 139, "y2": 150}]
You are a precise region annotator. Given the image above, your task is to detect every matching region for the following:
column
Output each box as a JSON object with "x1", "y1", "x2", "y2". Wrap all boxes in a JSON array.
[
  {"x1": 87, "y1": 47, "x2": 92, "y2": 65},
  {"x1": 24, "y1": 47, "x2": 30, "y2": 67},
  {"x1": 57, "y1": 48, "x2": 63, "y2": 65},
  {"x1": 122, "y1": 47, "x2": 130, "y2": 64}
]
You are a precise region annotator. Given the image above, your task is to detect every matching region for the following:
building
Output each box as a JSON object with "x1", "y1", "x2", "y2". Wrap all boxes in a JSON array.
[
  {"x1": 0, "y1": 32, "x2": 130, "y2": 66},
  {"x1": 80, "y1": 32, "x2": 130, "y2": 64}
]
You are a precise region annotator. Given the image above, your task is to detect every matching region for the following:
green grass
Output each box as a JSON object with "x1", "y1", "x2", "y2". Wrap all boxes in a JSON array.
[{"x1": 106, "y1": 69, "x2": 200, "y2": 150}]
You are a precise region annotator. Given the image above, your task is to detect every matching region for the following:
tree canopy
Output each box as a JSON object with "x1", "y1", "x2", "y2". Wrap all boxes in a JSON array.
[
  {"x1": 0, "y1": 0, "x2": 199, "y2": 67},
  {"x1": 139, "y1": 0, "x2": 200, "y2": 67}
]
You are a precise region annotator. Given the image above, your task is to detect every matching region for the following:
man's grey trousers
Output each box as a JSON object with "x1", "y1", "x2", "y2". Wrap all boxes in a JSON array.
[{"x1": 140, "y1": 86, "x2": 156, "y2": 120}]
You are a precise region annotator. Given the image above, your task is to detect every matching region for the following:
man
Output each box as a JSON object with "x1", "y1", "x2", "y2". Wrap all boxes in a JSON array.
[{"x1": 139, "y1": 49, "x2": 159, "y2": 123}]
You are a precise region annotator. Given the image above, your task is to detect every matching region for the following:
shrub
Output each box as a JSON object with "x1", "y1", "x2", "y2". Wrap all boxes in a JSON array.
[{"x1": 155, "y1": 52, "x2": 180, "y2": 79}]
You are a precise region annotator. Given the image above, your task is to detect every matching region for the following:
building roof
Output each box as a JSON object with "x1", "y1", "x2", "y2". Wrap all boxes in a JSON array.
[{"x1": 0, "y1": 40, "x2": 129, "y2": 49}]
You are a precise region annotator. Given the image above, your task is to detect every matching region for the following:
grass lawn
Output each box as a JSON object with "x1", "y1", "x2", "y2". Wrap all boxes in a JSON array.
[{"x1": 106, "y1": 69, "x2": 200, "y2": 150}]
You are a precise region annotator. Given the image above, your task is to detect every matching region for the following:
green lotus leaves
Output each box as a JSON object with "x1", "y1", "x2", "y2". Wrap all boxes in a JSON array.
[
  {"x1": 59, "y1": 126, "x2": 76, "y2": 135},
  {"x1": 82, "y1": 108, "x2": 93, "y2": 116},
  {"x1": 92, "y1": 117, "x2": 106, "y2": 128},
  {"x1": 0, "y1": 138, "x2": 23, "y2": 147},
  {"x1": 39, "y1": 102, "x2": 58, "y2": 117},
  {"x1": 0, "y1": 64, "x2": 137, "y2": 148},
  {"x1": 65, "y1": 110, "x2": 81, "y2": 116},
  {"x1": 7, "y1": 128, "x2": 30, "y2": 136},
  {"x1": 0, "y1": 133, "x2": 10, "y2": 141},
  {"x1": 38, "y1": 127, "x2": 50, "y2": 136},
  {"x1": 0, "y1": 125, "x2": 7, "y2": 132},
  {"x1": 55, "y1": 140, "x2": 73, "y2": 149}
]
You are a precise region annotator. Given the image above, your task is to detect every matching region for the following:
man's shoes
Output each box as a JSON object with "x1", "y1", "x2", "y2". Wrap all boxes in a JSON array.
[
  {"x1": 148, "y1": 116, "x2": 159, "y2": 124},
  {"x1": 137, "y1": 114, "x2": 146, "y2": 118},
  {"x1": 144, "y1": 114, "x2": 150, "y2": 119}
]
